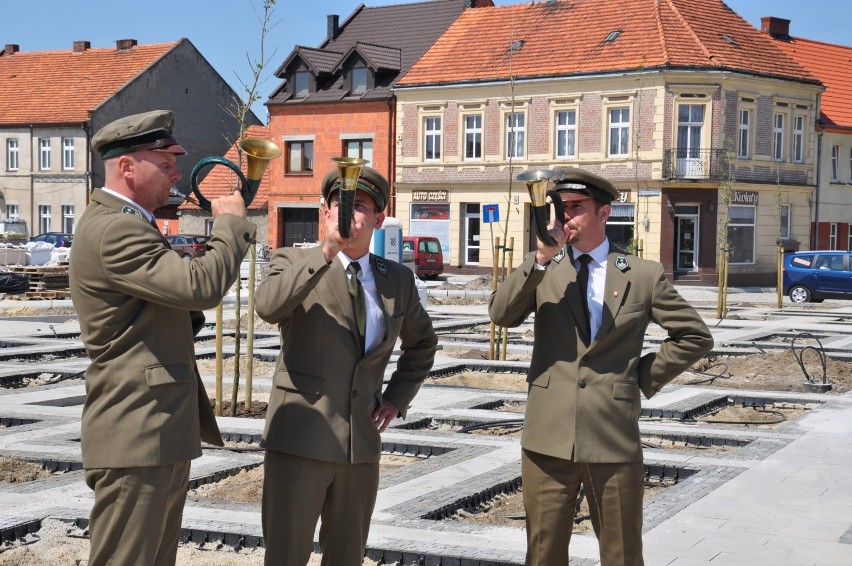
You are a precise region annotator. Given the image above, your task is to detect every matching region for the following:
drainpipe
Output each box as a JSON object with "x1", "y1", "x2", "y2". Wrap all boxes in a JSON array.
[
  {"x1": 29, "y1": 126, "x2": 35, "y2": 235},
  {"x1": 814, "y1": 121, "x2": 822, "y2": 249},
  {"x1": 83, "y1": 119, "x2": 92, "y2": 205},
  {"x1": 387, "y1": 95, "x2": 396, "y2": 218}
]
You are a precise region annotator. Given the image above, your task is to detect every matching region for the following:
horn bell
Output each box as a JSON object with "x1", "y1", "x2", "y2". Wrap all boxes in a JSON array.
[{"x1": 239, "y1": 137, "x2": 282, "y2": 181}]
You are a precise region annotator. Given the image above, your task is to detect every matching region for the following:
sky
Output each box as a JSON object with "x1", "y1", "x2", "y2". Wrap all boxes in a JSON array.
[{"x1": 2, "y1": 0, "x2": 849, "y2": 123}]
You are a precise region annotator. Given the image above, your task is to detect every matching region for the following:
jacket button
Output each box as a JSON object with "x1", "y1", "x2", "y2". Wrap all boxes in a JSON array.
[
  {"x1": 308, "y1": 267, "x2": 315, "y2": 274},
  {"x1": 578, "y1": 380, "x2": 586, "y2": 389},
  {"x1": 243, "y1": 233, "x2": 251, "y2": 242},
  {"x1": 352, "y1": 391, "x2": 358, "y2": 398}
]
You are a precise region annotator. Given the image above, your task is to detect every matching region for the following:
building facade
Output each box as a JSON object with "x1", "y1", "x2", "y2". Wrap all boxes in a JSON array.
[
  {"x1": 0, "y1": 39, "x2": 259, "y2": 236},
  {"x1": 264, "y1": 0, "x2": 493, "y2": 248},
  {"x1": 394, "y1": 0, "x2": 827, "y2": 285}
]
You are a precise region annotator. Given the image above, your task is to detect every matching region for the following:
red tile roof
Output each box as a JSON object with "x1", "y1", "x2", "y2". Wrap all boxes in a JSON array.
[
  {"x1": 0, "y1": 41, "x2": 180, "y2": 125},
  {"x1": 397, "y1": 0, "x2": 818, "y2": 87},
  {"x1": 187, "y1": 126, "x2": 272, "y2": 212},
  {"x1": 770, "y1": 36, "x2": 852, "y2": 130}
]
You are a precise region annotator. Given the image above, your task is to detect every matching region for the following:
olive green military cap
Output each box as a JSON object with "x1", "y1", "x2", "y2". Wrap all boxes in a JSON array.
[
  {"x1": 321, "y1": 166, "x2": 390, "y2": 212},
  {"x1": 551, "y1": 166, "x2": 620, "y2": 204},
  {"x1": 92, "y1": 110, "x2": 187, "y2": 159}
]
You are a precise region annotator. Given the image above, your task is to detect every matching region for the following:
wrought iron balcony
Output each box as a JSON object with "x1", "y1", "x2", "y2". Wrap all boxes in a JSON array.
[{"x1": 662, "y1": 149, "x2": 728, "y2": 181}]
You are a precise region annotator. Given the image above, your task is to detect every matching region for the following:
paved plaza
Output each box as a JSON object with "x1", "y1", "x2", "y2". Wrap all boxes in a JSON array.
[{"x1": 1, "y1": 282, "x2": 851, "y2": 565}]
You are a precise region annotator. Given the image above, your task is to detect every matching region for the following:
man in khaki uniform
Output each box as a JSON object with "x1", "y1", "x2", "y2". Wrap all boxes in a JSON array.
[
  {"x1": 69, "y1": 110, "x2": 255, "y2": 566},
  {"x1": 489, "y1": 168, "x2": 713, "y2": 566},
  {"x1": 255, "y1": 166, "x2": 437, "y2": 566}
]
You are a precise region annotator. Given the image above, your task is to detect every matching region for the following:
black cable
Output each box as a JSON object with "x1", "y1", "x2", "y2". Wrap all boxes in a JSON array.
[
  {"x1": 459, "y1": 419, "x2": 524, "y2": 433},
  {"x1": 679, "y1": 362, "x2": 730, "y2": 385},
  {"x1": 790, "y1": 332, "x2": 828, "y2": 385},
  {"x1": 699, "y1": 407, "x2": 787, "y2": 426}
]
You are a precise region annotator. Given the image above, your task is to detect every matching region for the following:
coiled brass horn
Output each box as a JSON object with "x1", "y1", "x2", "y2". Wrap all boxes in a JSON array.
[
  {"x1": 517, "y1": 169, "x2": 565, "y2": 246},
  {"x1": 187, "y1": 137, "x2": 282, "y2": 212},
  {"x1": 331, "y1": 156, "x2": 369, "y2": 238}
]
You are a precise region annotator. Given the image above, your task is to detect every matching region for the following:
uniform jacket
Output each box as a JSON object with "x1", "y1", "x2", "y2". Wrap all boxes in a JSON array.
[
  {"x1": 255, "y1": 246, "x2": 437, "y2": 465},
  {"x1": 70, "y1": 189, "x2": 255, "y2": 468},
  {"x1": 489, "y1": 248, "x2": 713, "y2": 463}
]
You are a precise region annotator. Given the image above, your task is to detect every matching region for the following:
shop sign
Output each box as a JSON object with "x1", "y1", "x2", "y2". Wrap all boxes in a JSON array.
[
  {"x1": 412, "y1": 190, "x2": 448, "y2": 202},
  {"x1": 730, "y1": 190, "x2": 758, "y2": 205}
]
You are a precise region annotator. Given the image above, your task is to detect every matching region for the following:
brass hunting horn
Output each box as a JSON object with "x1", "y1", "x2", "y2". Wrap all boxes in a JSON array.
[
  {"x1": 330, "y1": 156, "x2": 369, "y2": 238},
  {"x1": 186, "y1": 137, "x2": 282, "y2": 212},
  {"x1": 517, "y1": 169, "x2": 565, "y2": 246}
]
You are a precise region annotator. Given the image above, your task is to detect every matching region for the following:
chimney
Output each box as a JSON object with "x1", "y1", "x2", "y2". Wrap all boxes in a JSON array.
[
  {"x1": 761, "y1": 17, "x2": 791, "y2": 39},
  {"x1": 327, "y1": 15, "x2": 340, "y2": 40},
  {"x1": 3, "y1": 44, "x2": 20, "y2": 56},
  {"x1": 73, "y1": 41, "x2": 91, "y2": 54},
  {"x1": 115, "y1": 39, "x2": 138, "y2": 51}
]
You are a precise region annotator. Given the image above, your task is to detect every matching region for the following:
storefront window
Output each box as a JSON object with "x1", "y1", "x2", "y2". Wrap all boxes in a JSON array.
[{"x1": 727, "y1": 205, "x2": 756, "y2": 264}]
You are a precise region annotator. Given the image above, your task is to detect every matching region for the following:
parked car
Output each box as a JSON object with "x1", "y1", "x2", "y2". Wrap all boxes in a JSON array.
[
  {"x1": 402, "y1": 236, "x2": 444, "y2": 278},
  {"x1": 165, "y1": 234, "x2": 211, "y2": 261},
  {"x1": 783, "y1": 250, "x2": 852, "y2": 303},
  {"x1": 29, "y1": 233, "x2": 73, "y2": 247}
]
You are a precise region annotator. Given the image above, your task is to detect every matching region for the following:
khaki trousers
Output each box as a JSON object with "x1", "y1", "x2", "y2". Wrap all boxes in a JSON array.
[
  {"x1": 522, "y1": 449, "x2": 645, "y2": 566},
  {"x1": 85, "y1": 461, "x2": 191, "y2": 566},
  {"x1": 262, "y1": 450, "x2": 380, "y2": 566}
]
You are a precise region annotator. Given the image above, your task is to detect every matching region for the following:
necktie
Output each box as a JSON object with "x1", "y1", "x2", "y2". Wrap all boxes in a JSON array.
[
  {"x1": 576, "y1": 254, "x2": 593, "y2": 341},
  {"x1": 347, "y1": 261, "x2": 367, "y2": 354}
]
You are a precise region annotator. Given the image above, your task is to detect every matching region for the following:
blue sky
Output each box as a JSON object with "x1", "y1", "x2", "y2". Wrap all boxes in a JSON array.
[{"x1": 2, "y1": 0, "x2": 848, "y2": 123}]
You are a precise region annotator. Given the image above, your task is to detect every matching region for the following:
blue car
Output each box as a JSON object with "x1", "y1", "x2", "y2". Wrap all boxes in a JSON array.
[
  {"x1": 783, "y1": 251, "x2": 852, "y2": 303},
  {"x1": 29, "y1": 233, "x2": 73, "y2": 248}
]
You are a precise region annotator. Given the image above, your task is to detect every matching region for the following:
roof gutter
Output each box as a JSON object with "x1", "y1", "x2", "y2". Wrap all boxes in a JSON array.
[{"x1": 393, "y1": 66, "x2": 823, "y2": 92}]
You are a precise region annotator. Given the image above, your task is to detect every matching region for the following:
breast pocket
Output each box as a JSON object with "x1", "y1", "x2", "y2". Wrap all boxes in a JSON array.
[
  {"x1": 274, "y1": 369, "x2": 323, "y2": 395},
  {"x1": 145, "y1": 364, "x2": 194, "y2": 388}
]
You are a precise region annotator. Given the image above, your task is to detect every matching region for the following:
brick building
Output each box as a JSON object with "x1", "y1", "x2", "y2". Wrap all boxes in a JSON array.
[
  {"x1": 394, "y1": 0, "x2": 825, "y2": 285},
  {"x1": 264, "y1": 0, "x2": 493, "y2": 248}
]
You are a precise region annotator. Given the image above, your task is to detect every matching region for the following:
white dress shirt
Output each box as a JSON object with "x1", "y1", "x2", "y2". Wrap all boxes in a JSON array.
[
  {"x1": 575, "y1": 240, "x2": 609, "y2": 342},
  {"x1": 339, "y1": 252, "x2": 385, "y2": 354}
]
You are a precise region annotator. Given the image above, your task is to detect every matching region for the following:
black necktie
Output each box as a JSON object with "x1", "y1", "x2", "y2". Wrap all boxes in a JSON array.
[
  {"x1": 576, "y1": 254, "x2": 593, "y2": 340},
  {"x1": 347, "y1": 262, "x2": 367, "y2": 354}
]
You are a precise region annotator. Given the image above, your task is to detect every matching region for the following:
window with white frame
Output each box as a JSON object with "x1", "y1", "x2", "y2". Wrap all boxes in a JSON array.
[
  {"x1": 506, "y1": 112, "x2": 525, "y2": 159},
  {"x1": 463, "y1": 115, "x2": 482, "y2": 161},
  {"x1": 772, "y1": 114, "x2": 784, "y2": 161},
  {"x1": 829, "y1": 223, "x2": 837, "y2": 250},
  {"x1": 62, "y1": 138, "x2": 75, "y2": 170},
  {"x1": 6, "y1": 138, "x2": 18, "y2": 171},
  {"x1": 608, "y1": 107, "x2": 630, "y2": 157},
  {"x1": 62, "y1": 205, "x2": 74, "y2": 234},
  {"x1": 792, "y1": 115, "x2": 804, "y2": 163},
  {"x1": 39, "y1": 205, "x2": 51, "y2": 234},
  {"x1": 285, "y1": 140, "x2": 313, "y2": 173},
  {"x1": 6, "y1": 204, "x2": 19, "y2": 220},
  {"x1": 555, "y1": 110, "x2": 576, "y2": 159},
  {"x1": 831, "y1": 145, "x2": 839, "y2": 181},
  {"x1": 780, "y1": 203, "x2": 791, "y2": 240},
  {"x1": 727, "y1": 205, "x2": 756, "y2": 264},
  {"x1": 344, "y1": 139, "x2": 372, "y2": 162},
  {"x1": 738, "y1": 109, "x2": 751, "y2": 159},
  {"x1": 39, "y1": 138, "x2": 51, "y2": 170},
  {"x1": 424, "y1": 116, "x2": 442, "y2": 161}
]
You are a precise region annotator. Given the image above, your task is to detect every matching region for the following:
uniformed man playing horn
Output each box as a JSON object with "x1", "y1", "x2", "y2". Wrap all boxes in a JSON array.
[
  {"x1": 255, "y1": 166, "x2": 437, "y2": 566},
  {"x1": 70, "y1": 110, "x2": 254, "y2": 566},
  {"x1": 489, "y1": 167, "x2": 713, "y2": 566}
]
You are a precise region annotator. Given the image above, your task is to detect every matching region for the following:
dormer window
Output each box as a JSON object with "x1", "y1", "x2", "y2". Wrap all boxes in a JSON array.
[
  {"x1": 294, "y1": 71, "x2": 310, "y2": 98},
  {"x1": 352, "y1": 67, "x2": 368, "y2": 95}
]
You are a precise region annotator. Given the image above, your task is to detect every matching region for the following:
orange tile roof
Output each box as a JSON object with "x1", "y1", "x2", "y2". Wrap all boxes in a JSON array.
[
  {"x1": 770, "y1": 36, "x2": 852, "y2": 129},
  {"x1": 187, "y1": 126, "x2": 272, "y2": 212},
  {"x1": 397, "y1": 0, "x2": 818, "y2": 87},
  {"x1": 0, "y1": 41, "x2": 179, "y2": 125}
]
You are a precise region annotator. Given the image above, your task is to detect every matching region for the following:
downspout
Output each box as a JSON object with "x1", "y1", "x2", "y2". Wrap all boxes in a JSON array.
[
  {"x1": 29, "y1": 126, "x2": 34, "y2": 234},
  {"x1": 388, "y1": 95, "x2": 396, "y2": 218},
  {"x1": 813, "y1": 121, "x2": 822, "y2": 250},
  {"x1": 83, "y1": 119, "x2": 92, "y2": 204}
]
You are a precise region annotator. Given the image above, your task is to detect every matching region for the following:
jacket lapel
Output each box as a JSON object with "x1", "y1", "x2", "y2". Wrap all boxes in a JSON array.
[
  {"x1": 594, "y1": 252, "x2": 630, "y2": 344},
  {"x1": 371, "y1": 254, "x2": 393, "y2": 346}
]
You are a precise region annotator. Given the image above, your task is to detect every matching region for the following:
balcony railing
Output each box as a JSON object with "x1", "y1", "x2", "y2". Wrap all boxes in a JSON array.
[{"x1": 662, "y1": 149, "x2": 728, "y2": 181}]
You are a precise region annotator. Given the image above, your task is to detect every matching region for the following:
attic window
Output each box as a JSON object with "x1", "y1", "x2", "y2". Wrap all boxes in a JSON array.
[
  {"x1": 294, "y1": 71, "x2": 310, "y2": 98},
  {"x1": 605, "y1": 31, "x2": 621, "y2": 43},
  {"x1": 722, "y1": 34, "x2": 739, "y2": 47},
  {"x1": 508, "y1": 39, "x2": 525, "y2": 52}
]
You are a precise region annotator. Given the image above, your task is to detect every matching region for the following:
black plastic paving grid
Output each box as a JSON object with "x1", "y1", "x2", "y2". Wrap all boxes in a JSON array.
[
  {"x1": 0, "y1": 371, "x2": 84, "y2": 388},
  {"x1": 0, "y1": 347, "x2": 88, "y2": 362},
  {"x1": 641, "y1": 392, "x2": 824, "y2": 421},
  {"x1": 422, "y1": 464, "x2": 695, "y2": 522},
  {"x1": 428, "y1": 363, "x2": 528, "y2": 379}
]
